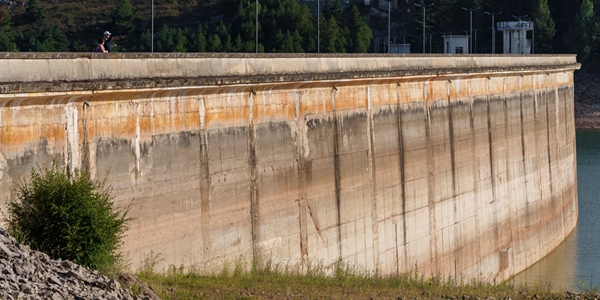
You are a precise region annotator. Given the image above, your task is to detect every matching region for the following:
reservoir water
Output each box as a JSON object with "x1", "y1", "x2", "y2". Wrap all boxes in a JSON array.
[{"x1": 510, "y1": 130, "x2": 600, "y2": 290}]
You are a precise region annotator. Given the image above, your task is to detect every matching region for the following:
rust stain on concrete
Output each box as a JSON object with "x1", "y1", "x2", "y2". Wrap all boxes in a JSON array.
[{"x1": 0, "y1": 55, "x2": 580, "y2": 283}]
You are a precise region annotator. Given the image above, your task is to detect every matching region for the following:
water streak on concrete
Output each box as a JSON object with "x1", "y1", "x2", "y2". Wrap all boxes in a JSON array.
[{"x1": 0, "y1": 54, "x2": 579, "y2": 282}]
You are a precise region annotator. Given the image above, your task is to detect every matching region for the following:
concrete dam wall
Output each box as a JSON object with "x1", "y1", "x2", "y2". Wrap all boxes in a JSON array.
[{"x1": 0, "y1": 53, "x2": 579, "y2": 282}]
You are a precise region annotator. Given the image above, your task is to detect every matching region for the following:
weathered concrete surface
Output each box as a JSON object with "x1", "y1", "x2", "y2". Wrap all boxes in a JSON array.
[{"x1": 0, "y1": 54, "x2": 579, "y2": 282}]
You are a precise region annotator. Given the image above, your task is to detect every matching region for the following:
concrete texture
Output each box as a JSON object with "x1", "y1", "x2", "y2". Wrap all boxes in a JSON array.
[{"x1": 0, "y1": 54, "x2": 579, "y2": 282}]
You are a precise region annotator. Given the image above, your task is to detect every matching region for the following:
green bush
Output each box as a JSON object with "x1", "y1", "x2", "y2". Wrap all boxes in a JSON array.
[{"x1": 5, "y1": 165, "x2": 130, "y2": 272}]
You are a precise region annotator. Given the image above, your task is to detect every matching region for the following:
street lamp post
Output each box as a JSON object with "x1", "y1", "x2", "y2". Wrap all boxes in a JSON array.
[
  {"x1": 532, "y1": 21, "x2": 534, "y2": 54},
  {"x1": 414, "y1": 3, "x2": 434, "y2": 54},
  {"x1": 317, "y1": 0, "x2": 320, "y2": 53},
  {"x1": 462, "y1": 6, "x2": 480, "y2": 54},
  {"x1": 256, "y1": 0, "x2": 259, "y2": 53},
  {"x1": 151, "y1": 0, "x2": 154, "y2": 52},
  {"x1": 388, "y1": 0, "x2": 391, "y2": 53},
  {"x1": 484, "y1": 11, "x2": 501, "y2": 54}
]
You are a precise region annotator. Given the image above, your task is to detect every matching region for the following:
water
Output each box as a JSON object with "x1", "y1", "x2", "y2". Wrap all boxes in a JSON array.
[{"x1": 510, "y1": 130, "x2": 600, "y2": 290}]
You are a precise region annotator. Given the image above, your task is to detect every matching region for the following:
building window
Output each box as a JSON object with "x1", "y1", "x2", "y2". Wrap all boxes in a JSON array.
[{"x1": 455, "y1": 47, "x2": 464, "y2": 54}]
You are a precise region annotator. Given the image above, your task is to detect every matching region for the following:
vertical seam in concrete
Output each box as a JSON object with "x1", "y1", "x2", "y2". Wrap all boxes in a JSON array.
[
  {"x1": 294, "y1": 90, "x2": 309, "y2": 262},
  {"x1": 366, "y1": 86, "x2": 380, "y2": 271},
  {"x1": 447, "y1": 80, "x2": 459, "y2": 280},
  {"x1": 469, "y1": 79, "x2": 482, "y2": 276},
  {"x1": 503, "y1": 77, "x2": 514, "y2": 274},
  {"x1": 395, "y1": 83, "x2": 408, "y2": 274},
  {"x1": 486, "y1": 77, "x2": 500, "y2": 278},
  {"x1": 81, "y1": 100, "x2": 90, "y2": 175},
  {"x1": 569, "y1": 81, "x2": 578, "y2": 222},
  {"x1": 425, "y1": 81, "x2": 438, "y2": 274},
  {"x1": 332, "y1": 87, "x2": 342, "y2": 264},
  {"x1": 135, "y1": 102, "x2": 141, "y2": 182},
  {"x1": 199, "y1": 96, "x2": 211, "y2": 270},
  {"x1": 554, "y1": 83, "x2": 566, "y2": 239},
  {"x1": 545, "y1": 76, "x2": 563, "y2": 238},
  {"x1": 544, "y1": 78, "x2": 555, "y2": 212},
  {"x1": 486, "y1": 79, "x2": 497, "y2": 203},
  {"x1": 519, "y1": 76, "x2": 529, "y2": 206},
  {"x1": 519, "y1": 75, "x2": 532, "y2": 243},
  {"x1": 248, "y1": 90, "x2": 259, "y2": 265},
  {"x1": 64, "y1": 99, "x2": 79, "y2": 175}
]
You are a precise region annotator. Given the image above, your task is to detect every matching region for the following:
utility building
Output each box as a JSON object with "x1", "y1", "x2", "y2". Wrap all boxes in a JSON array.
[
  {"x1": 497, "y1": 21, "x2": 533, "y2": 54},
  {"x1": 442, "y1": 35, "x2": 469, "y2": 54}
]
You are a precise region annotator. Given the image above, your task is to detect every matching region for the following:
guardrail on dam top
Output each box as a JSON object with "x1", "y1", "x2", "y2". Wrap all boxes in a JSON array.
[{"x1": 0, "y1": 53, "x2": 580, "y2": 282}]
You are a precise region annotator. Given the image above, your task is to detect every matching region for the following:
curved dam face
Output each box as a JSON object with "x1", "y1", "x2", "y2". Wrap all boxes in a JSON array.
[{"x1": 0, "y1": 53, "x2": 578, "y2": 282}]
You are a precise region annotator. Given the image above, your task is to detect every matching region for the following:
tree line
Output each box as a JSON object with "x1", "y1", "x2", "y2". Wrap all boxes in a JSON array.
[{"x1": 1, "y1": 0, "x2": 600, "y2": 69}]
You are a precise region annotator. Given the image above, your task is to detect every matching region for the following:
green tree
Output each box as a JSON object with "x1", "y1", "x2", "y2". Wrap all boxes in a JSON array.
[
  {"x1": 564, "y1": 0, "x2": 600, "y2": 69},
  {"x1": 321, "y1": 15, "x2": 347, "y2": 53},
  {"x1": 0, "y1": 9, "x2": 18, "y2": 52},
  {"x1": 173, "y1": 28, "x2": 188, "y2": 52},
  {"x1": 207, "y1": 34, "x2": 222, "y2": 52},
  {"x1": 533, "y1": 0, "x2": 556, "y2": 53},
  {"x1": 113, "y1": 0, "x2": 135, "y2": 35},
  {"x1": 6, "y1": 165, "x2": 130, "y2": 272},
  {"x1": 156, "y1": 24, "x2": 176, "y2": 52},
  {"x1": 548, "y1": 0, "x2": 580, "y2": 51},
  {"x1": 191, "y1": 25, "x2": 207, "y2": 52},
  {"x1": 26, "y1": 0, "x2": 46, "y2": 22},
  {"x1": 136, "y1": 28, "x2": 152, "y2": 51},
  {"x1": 215, "y1": 21, "x2": 233, "y2": 51},
  {"x1": 28, "y1": 24, "x2": 69, "y2": 52},
  {"x1": 346, "y1": 5, "x2": 372, "y2": 53}
]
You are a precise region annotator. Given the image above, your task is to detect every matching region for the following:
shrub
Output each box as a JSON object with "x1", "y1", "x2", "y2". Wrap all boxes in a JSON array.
[{"x1": 5, "y1": 164, "x2": 130, "y2": 272}]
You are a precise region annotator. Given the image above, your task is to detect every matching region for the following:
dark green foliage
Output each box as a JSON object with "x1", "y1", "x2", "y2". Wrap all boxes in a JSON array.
[
  {"x1": 26, "y1": 0, "x2": 45, "y2": 22},
  {"x1": 0, "y1": 9, "x2": 18, "y2": 51},
  {"x1": 0, "y1": 0, "x2": 596, "y2": 67},
  {"x1": 564, "y1": 0, "x2": 600, "y2": 69},
  {"x1": 113, "y1": 0, "x2": 135, "y2": 35},
  {"x1": 346, "y1": 5, "x2": 372, "y2": 53},
  {"x1": 533, "y1": 0, "x2": 556, "y2": 53},
  {"x1": 27, "y1": 24, "x2": 69, "y2": 52},
  {"x1": 136, "y1": 28, "x2": 152, "y2": 52},
  {"x1": 191, "y1": 25, "x2": 207, "y2": 52},
  {"x1": 6, "y1": 165, "x2": 130, "y2": 272}
]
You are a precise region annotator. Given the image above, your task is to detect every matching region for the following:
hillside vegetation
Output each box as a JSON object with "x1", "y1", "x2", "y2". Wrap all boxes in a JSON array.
[{"x1": 0, "y1": 0, "x2": 599, "y2": 68}]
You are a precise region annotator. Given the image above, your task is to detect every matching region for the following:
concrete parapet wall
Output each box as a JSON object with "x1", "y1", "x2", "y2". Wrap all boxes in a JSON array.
[{"x1": 0, "y1": 54, "x2": 579, "y2": 282}]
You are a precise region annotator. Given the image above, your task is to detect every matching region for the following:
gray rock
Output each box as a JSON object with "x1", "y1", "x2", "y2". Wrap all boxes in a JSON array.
[
  {"x1": 0, "y1": 228, "x2": 151, "y2": 300},
  {"x1": 60, "y1": 260, "x2": 74, "y2": 270},
  {"x1": 0, "y1": 243, "x2": 13, "y2": 259},
  {"x1": 20, "y1": 284, "x2": 33, "y2": 294}
]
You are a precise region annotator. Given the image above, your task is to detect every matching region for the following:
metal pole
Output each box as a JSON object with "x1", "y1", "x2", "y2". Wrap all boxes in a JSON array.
[
  {"x1": 415, "y1": 3, "x2": 433, "y2": 54},
  {"x1": 485, "y1": 12, "x2": 501, "y2": 54},
  {"x1": 317, "y1": 0, "x2": 320, "y2": 53},
  {"x1": 256, "y1": 0, "x2": 259, "y2": 53},
  {"x1": 462, "y1": 7, "x2": 480, "y2": 54},
  {"x1": 388, "y1": 0, "x2": 391, "y2": 53},
  {"x1": 532, "y1": 21, "x2": 534, "y2": 54},
  {"x1": 151, "y1": 0, "x2": 154, "y2": 52},
  {"x1": 422, "y1": 6, "x2": 425, "y2": 53},
  {"x1": 470, "y1": 11, "x2": 472, "y2": 53}
]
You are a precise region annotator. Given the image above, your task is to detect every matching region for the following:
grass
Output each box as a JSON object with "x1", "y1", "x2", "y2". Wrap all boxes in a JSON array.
[{"x1": 134, "y1": 259, "x2": 573, "y2": 300}]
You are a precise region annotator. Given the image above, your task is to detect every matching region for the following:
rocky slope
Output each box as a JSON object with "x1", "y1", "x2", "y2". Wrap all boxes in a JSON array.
[
  {"x1": 0, "y1": 227, "x2": 157, "y2": 300},
  {"x1": 574, "y1": 72, "x2": 600, "y2": 129}
]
